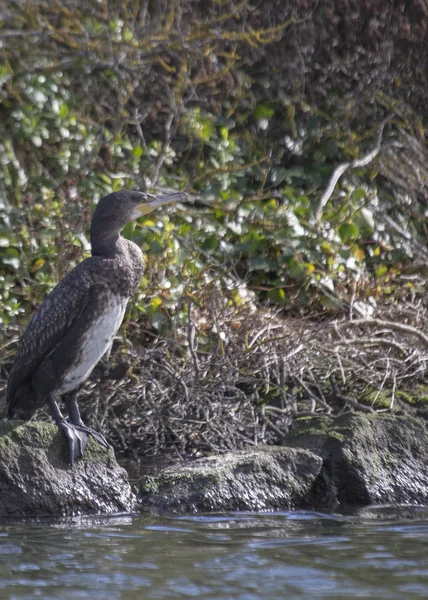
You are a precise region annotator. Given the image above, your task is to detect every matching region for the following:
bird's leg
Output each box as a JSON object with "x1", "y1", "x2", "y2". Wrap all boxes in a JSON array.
[
  {"x1": 47, "y1": 393, "x2": 88, "y2": 466},
  {"x1": 65, "y1": 393, "x2": 112, "y2": 451}
]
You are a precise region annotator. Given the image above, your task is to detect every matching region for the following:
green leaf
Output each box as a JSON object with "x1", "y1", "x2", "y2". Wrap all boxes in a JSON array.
[
  {"x1": 200, "y1": 120, "x2": 214, "y2": 141},
  {"x1": 249, "y1": 256, "x2": 270, "y2": 270},
  {"x1": 59, "y1": 104, "x2": 69, "y2": 120},
  {"x1": 254, "y1": 103, "x2": 275, "y2": 119},
  {"x1": 149, "y1": 240, "x2": 164, "y2": 255},
  {"x1": 99, "y1": 173, "x2": 112, "y2": 185},
  {"x1": 269, "y1": 167, "x2": 288, "y2": 185},
  {"x1": 220, "y1": 127, "x2": 228, "y2": 141},
  {"x1": 31, "y1": 258, "x2": 45, "y2": 273},
  {"x1": 320, "y1": 241, "x2": 334, "y2": 256},
  {"x1": 133, "y1": 145, "x2": 143, "y2": 158},
  {"x1": 0, "y1": 65, "x2": 11, "y2": 85},
  {"x1": 338, "y1": 222, "x2": 359, "y2": 243},
  {"x1": 268, "y1": 288, "x2": 286, "y2": 303},
  {"x1": 353, "y1": 188, "x2": 366, "y2": 201},
  {"x1": 360, "y1": 208, "x2": 375, "y2": 231},
  {"x1": 139, "y1": 218, "x2": 156, "y2": 227},
  {"x1": 376, "y1": 265, "x2": 388, "y2": 277},
  {"x1": 288, "y1": 258, "x2": 305, "y2": 279},
  {"x1": 201, "y1": 236, "x2": 219, "y2": 251}
]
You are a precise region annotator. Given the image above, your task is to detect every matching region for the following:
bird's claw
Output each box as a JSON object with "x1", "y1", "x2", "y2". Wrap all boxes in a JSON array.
[
  {"x1": 58, "y1": 420, "x2": 112, "y2": 466},
  {"x1": 74, "y1": 424, "x2": 113, "y2": 451},
  {"x1": 58, "y1": 419, "x2": 89, "y2": 466}
]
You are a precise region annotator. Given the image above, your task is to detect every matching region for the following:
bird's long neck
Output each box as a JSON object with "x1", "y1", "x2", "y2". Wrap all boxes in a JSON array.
[{"x1": 90, "y1": 217, "x2": 123, "y2": 258}]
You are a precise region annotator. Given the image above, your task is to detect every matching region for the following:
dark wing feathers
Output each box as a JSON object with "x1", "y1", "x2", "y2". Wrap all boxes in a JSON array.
[{"x1": 6, "y1": 266, "x2": 95, "y2": 407}]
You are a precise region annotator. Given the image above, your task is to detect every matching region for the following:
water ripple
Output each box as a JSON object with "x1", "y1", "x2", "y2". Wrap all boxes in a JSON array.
[{"x1": 0, "y1": 508, "x2": 428, "y2": 598}]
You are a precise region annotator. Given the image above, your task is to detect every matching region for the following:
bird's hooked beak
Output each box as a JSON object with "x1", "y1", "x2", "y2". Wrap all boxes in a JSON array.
[{"x1": 138, "y1": 192, "x2": 188, "y2": 215}]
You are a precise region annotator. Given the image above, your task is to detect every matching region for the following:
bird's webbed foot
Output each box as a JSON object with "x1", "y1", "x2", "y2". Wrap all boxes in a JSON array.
[
  {"x1": 57, "y1": 419, "x2": 90, "y2": 466},
  {"x1": 58, "y1": 421, "x2": 112, "y2": 465},
  {"x1": 71, "y1": 423, "x2": 112, "y2": 451},
  {"x1": 65, "y1": 393, "x2": 113, "y2": 453},
  {"x1": 48, "y1": 393, "x2": 113, "y2": 466}
]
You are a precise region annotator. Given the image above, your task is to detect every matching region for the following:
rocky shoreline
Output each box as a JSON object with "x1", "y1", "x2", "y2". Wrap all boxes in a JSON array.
[
  {"x1": 0, "y1": 421, "x2": 133, "y2": 517},
  {"x1": 2, "y1": 413, "x2": 428, "y2": 516},
  {"x1": 138, "y1": 413, "x2": 428, "y2": 513}
]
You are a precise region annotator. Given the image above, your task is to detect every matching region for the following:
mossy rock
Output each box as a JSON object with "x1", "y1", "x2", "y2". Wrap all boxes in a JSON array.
[
  {"x1": 0, "y1": 421, "x2": 134, "y2": 516},
  {"x1": 138, "y1": 446, "x2": 322, "y2": 514},
  {"x1": 360, "y1": 384, "x2": 428, "y2": 409},
  {"x1": 286, "y1": 413, "x2": 428, "y2": 506}
]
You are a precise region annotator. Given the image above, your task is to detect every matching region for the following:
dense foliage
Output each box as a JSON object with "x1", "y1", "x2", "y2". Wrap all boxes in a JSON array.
[{"x1": 1, "y1": 1, "x2": 428, "y2": 455}]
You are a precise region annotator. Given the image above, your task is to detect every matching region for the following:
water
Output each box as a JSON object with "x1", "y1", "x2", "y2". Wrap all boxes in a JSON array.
[{"x1": 1, "y1": 507, "x2": 428, "y2": 599}]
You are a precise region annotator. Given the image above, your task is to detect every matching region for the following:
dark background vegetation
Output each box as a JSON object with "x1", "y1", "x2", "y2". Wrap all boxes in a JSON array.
[{"x1": 1, "y1": 0, "x2": 428, "y2": 458}]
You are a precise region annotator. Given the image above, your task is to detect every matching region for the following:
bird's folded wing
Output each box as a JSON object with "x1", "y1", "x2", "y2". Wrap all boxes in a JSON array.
[{"x1": 6, "y1": 270, "x2": 106, "y2": 407}]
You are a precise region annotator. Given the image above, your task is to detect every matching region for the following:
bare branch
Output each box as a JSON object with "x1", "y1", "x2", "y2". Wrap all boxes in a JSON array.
[
  {"x1": 330, "y1": 377, "x2": 374, "y2": 413},
  {"x1": 335, "y1": 318, "x2": 428, "y2": 347},
  {"x1": 315, "y1": 119, "x2": 391, "y2": 222}
]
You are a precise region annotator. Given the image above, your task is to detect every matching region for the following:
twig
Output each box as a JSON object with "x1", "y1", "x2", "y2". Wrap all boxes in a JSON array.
[
  {"x1": 260, "y1": 410, "x2": 287, "y2": 440},
  {"x1": 376, "y1": 213, "x2": 428, "y2": 260},
  {"x1": 149, "y1": 90, "x2": 177, "y2": 186},
  {"x1": 315, "y1": 119, "x2": 391, "y2": 222},
  {"x1": 295, "y1": 375, "x2": 332, "y2": 411},
  {"x1": 330, "y1": 377, "x2": 374, "y2": 413},
  {"x1": 187, "y1": 302, "x2": 201, "y2": 379},
  {"x1": 333, "y1": 337, "x2": 408, "y2": 355},
  {"x1": 371, "y1": 358, "x2": 390, "y2": 407},
  {"x1": 0, "y1": 29, "x2": 47, "y2": 38},
  {"x1": 336, "y1": 318, "x2": 428, "y2": 347},
  {"x1": 133, "y1": 108, "x2": 150, "y2": 158}
]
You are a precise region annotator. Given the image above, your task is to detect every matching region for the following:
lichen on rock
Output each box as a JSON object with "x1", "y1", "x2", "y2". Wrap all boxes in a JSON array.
[
  {"x1": 138, "y1": 446, "x2": 322, "y2": 514},
  {"x1": 137, "y1": 413, "x2": 428, "y2": 514},
  {"x1": 0, "y1": 421, "x2": 134, "y2": 517},
  {"x1": 286, "y1": 413, "x2": 428, "y2": 506}
]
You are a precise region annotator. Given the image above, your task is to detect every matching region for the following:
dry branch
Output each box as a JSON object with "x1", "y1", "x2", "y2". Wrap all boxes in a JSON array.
[
  {"x1": 336, "y1": 318, "x2": 428, "y2": 347},
  {"x1": 315, "y1": 119, "x2": 391, "y2": 222}
]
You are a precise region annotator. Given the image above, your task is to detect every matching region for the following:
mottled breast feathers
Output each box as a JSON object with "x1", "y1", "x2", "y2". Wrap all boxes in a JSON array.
[{"x1": 6, "y1": 241, "x2": 144, "y2": 412}]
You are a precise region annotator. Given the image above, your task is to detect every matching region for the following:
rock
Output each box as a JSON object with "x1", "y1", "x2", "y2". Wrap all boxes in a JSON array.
[
  {"x1": 0, "y1": 421, "x2": 134, "y2": 516},
  {"x1": 138, "y1": 446, "x2": 322, "y2": 514},
  {"x1": 286, "y1": 413, "x2": 428, "y2": 506}
]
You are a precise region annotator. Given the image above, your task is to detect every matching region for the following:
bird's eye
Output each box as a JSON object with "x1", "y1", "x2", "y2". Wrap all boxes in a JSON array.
[{"x1": 129, "y1": 191, "x2": 148, "y2": 203}]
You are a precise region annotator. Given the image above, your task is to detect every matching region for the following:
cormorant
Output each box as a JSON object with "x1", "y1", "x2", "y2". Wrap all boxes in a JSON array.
[{"x1": 6, "y1": 189, "x2": 187, "y2": 465}]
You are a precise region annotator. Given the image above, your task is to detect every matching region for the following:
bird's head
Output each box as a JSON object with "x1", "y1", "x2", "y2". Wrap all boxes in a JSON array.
[
  {"x1": 90, "y1": 189, "x2": 188, "y2": 257},
  {"x1": 92, "y1": 189, "x2": 188, "y2": 228}
]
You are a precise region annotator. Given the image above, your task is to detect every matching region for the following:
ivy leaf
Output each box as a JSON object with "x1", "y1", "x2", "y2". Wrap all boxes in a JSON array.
[
  {"x1": 353, "y1": 188, "x2": 366, "y2": 201},
  {"x1": 254, "y1": 103, "x2": 275, "y2": 119},
  {"x1": 99, "y1": 173, "x2": 112, "y2": 185},
  {"x1": 31, "y1": 258, "x2": 45, "y2": 273},
  {"x1": 376, "y1": 265, "x2": 388, "y2": 277},
  {"x1": 249, "y1": 256, "x2": 270, "y2": 270},
  {"x1": 320, "y1": 241, "x2": 334, "y2": 256},
  {"x1": 59, "y1": 104, "x2": 69, "y2": 119},
  {"x1": 338, "y1": 223, "x2": 359, "y2": 243},
  {"x1": 268, "y1": 288, "x2": 286, "y2": 303},
  {"x1": 361, "y1": 208, "x2": 375, "y2": 231}
]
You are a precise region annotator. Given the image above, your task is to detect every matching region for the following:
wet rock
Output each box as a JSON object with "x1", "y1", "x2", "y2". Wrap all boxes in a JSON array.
[
  {"x1": 286, "y1": 413, "x2": 428, "y2": 506},
  {"x1": 0, "y1": 421, "x2": 134, "y2": 516},
  {"x1": 138, "y1": 446, "x2": 322, "y2": 514}
]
